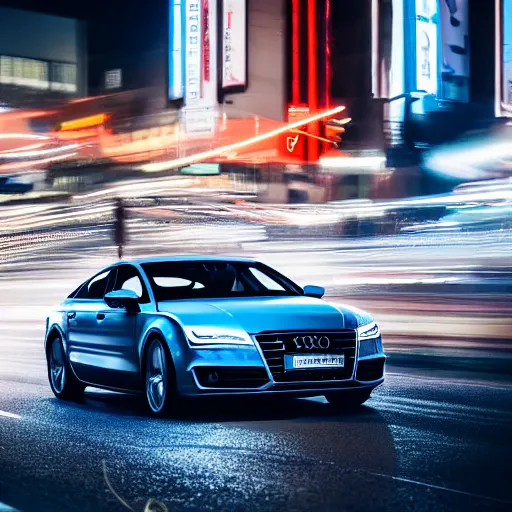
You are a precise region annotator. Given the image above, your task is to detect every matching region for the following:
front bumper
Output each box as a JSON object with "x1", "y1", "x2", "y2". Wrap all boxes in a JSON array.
[{"x1": 178, "y1": 341, "x2": 385, "y2": 398}]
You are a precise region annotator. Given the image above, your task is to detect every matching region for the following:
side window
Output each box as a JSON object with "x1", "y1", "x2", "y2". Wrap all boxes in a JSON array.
[
  {"x1": 249, "y1": 267, "x2": 285, "y2": 291},
  {"x1": 75, "y1": 270, "x2": 111, "y2": 299},
  {"x1": 111, "y1": 265, "x2": 150, "y2": 303}
]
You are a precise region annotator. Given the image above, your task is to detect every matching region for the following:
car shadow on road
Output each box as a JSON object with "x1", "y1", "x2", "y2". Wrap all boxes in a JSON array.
[
  {"x1": 178, "y1": 396, "x2": 385, "y2": 424},
  {"x1": 68, "y1": 388, "x2": 385, "y2": 425}
]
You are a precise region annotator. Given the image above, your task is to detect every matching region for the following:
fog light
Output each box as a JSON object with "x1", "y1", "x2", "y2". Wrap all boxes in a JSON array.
[{"x1": 207, "y1": 372, "x2": 219, "y2": 384}]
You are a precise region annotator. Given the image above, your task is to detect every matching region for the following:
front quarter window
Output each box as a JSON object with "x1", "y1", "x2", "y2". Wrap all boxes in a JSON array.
[
  {"x1": 110, "y1": 265, "x2": 150, "y2": 304},
  {"x1": 121, "y1": 276, "x2": 143, "y2": 298}
]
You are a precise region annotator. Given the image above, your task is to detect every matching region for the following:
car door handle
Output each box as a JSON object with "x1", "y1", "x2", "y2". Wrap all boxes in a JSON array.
[
  {"x1": 96, "y1": 313, "x2": 105, "y2": 320},
  {"x1": 67, "y1": 311, "x2": 76, "y2": 319}
]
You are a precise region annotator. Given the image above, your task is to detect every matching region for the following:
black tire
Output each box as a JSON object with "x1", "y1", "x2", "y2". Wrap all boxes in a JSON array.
[
  {"x1": 144, "y1": 338, "x2": 179, "y2": 417},
  {"x1": 47, "y1": 336, "x2": 85, "y2": 401},
  {"x1": 324, "y1": 389, "x2": 372, "y2": 410}
]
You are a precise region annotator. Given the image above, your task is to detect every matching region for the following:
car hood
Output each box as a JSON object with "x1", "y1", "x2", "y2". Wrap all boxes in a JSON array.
[{"x1": 157, "y1": 296, "x2": 346, "y2": 334}]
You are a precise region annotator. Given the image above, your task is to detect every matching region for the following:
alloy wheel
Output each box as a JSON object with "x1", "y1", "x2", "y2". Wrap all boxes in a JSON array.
[
  {"x1": 50, "y1": 339, "x2": 66, "y2": 394},
  {"x1": 145, "y1": 340, "x2": 168, "y2": 413}
]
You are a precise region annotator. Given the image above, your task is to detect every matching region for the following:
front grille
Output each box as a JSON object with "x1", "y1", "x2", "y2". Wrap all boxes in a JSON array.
[{"x1": 255, "y1": 330, "x2": 357, "y2": 383}]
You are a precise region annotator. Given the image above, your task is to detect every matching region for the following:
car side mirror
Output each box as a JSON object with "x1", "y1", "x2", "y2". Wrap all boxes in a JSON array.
[
  {"x1": 303, "y1": 285, "x2": 325, "y2": 299},
  {"x1": 104, "y1": 290, "x2": 140, "y2": 313}
]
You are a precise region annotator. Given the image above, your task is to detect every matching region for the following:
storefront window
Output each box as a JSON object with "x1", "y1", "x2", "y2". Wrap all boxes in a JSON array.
[
  {"x1": 0, "y1": 55, "x2": 49, "y2": 89},
  {"x1": 0, "y1": 55, "x2": 77, "y2": 93},
  {"x1": 51, "y1": 62, "x2": 77, "y2": 93}
]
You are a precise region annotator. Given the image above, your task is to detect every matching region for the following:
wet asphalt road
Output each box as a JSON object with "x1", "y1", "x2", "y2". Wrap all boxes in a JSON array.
[
  {"x1": 1, "y1": 326, "x2": 512, "y2": 512},
  {"x1": 0, "y1": 247, "x2": 511, "y2": 512}
]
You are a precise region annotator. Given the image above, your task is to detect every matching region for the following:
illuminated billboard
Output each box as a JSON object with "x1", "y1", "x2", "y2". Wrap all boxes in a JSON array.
[
  {"x1": 221, "y1": 0, "x2": 247, "y2": 89},
  {"x1": 415, "y1": 0, "x2": 439, "y2": 95},
  {"x1": 168, "y1": 1, "x2": 218, "y2": 112},
  {"x1": 185, "y1": 0, "x2": 202, "y2": 105},
  {"x1": 440, "y1": 0, "x2": 470, "y2": 102},
  {"x1": 168, "y1": 0, "x2": 185, "y2": 100},
  {"x1": 495, "y1": 0, "x2": 512, "y2": 116},
  {"x1": 502, "y1": 0, "x2": 512, "y2": 108}
]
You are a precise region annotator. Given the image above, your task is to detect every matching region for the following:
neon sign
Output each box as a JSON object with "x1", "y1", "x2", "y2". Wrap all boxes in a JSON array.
[
  {"x1": 169, "y1": 0, "x2": 185, "y2": 100},
  {"x1": 185, "y1": 0, "x2": 202, "y2": 105},
  {"x1": 221, "y1": 0, "x2": 247, "y2": 89}
]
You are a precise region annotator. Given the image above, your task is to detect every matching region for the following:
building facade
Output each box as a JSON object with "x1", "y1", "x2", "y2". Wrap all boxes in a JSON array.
[
  {"x1": 377, "y1": 0, "x2": 501, "y2": 170},
  {"x1": 0, "y1": 7, "x2": 87, "y2": 109}
]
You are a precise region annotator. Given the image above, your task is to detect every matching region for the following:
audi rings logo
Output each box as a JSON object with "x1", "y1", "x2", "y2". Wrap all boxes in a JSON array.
[{"x1": 293, "y1": 335, "x2": 331, "y2": 350}]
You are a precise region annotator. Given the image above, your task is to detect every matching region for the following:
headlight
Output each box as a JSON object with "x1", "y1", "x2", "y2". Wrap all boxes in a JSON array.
[
  {"x1": 184, "y1": 326, "x2": 254, "y2": 347},
  {"x1": 357, "y1": 322, "x2": 380, "y2": 339},
  {"x1": 357, "y1": 322, "x2": 383, "y2": 357}
]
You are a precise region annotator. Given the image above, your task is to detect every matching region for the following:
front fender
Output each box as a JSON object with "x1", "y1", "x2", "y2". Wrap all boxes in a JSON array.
[
  {"x1": 44, "y1": 310, "x2": 69, "y2": 354},
  {"x1": 138, "y1": 313, "x2": 188, "y2": 375}
]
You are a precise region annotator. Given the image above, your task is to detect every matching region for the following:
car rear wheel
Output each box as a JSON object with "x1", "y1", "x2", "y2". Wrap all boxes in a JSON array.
[
  {"x1": 47, "y1": 337, "x2": 85, "y2": 401},
  {"x1": 144, "y1": 338, "x2": 178, "y2": 417},
  {"x1": 324, "y1": 389, "x2": 372, "y2": 410}
]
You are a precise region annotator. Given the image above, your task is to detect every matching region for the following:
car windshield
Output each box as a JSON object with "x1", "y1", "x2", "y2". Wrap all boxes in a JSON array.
[{"x1": 141, "y1": 261, "x2": 301, "y2": 301}]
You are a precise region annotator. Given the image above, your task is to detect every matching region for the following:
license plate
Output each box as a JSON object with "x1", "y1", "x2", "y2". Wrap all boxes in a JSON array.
[{"x1": 285, "y1": 354, "x2": 345, "y2": 370}]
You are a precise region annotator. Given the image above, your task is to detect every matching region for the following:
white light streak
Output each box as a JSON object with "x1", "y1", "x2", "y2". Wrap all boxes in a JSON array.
[{"x1": 0, "y1": 410, "x2": 21, "y2": 420}]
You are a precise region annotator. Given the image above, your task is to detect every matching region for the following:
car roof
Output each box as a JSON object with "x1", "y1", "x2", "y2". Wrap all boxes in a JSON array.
[{"x1": 126, "y1": 255, "x2": 259, "y2": 265}]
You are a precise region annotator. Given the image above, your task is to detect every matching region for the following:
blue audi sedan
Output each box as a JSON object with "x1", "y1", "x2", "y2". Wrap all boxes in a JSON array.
[{"x1": 45, "y1": 256, "x2": 385, "y2": 416}]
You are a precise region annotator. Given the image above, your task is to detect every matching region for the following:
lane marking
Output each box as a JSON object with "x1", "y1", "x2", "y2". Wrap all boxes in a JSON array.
[
  {"x1": 364, "y1": 471, "x2": 512, "y2": 506},
  {"x1": 0, "y1": 410, "x2": 21, "y2": 420}
]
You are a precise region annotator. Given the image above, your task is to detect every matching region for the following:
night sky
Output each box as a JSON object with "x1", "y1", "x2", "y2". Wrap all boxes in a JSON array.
[
  {"x1": 0, "y1": 0, "x2": 370, "y2": 96},
  {"x1": 0, "y1": 0, "x2": 167, "y2": 58}
]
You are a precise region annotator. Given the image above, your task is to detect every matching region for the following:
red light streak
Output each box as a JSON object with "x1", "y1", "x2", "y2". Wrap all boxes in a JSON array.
[
  {"x1": 325, "y1": 0, "x2": 331, "y2": 109},
  {"x1": 307, "y1": 0, "x2": 317, "y2": 111},
  {"x1": 202, "y1": 0, "x2": 210, "y2": 83},
  {"x1": 291, "y1": 129, "x2": 333, "y2": 144},
  {"x1": 292, "y1": 0, "x2": 300, "y2": 105},
  {"x1": 0, "y1": 110, "x2": 55, "y2": 120},
  {"x1": 307, "y1": 0, "x2": 319, "y2": 161},
  {"x1": 140, "y1": 105, "x2": 345, "y2": 172}
]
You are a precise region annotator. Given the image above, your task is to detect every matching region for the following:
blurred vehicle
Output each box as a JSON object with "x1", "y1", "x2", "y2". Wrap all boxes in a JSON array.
[
  {"x1": 452, "y1": 177, "x2": 512, "y2": 195},
  {"x1": 401, "y1": 203, "x2": 512, "y2": 234},
  {"x1": 45, "y1": 256, "x2": 384, "y2": 416},
  {"x1": 0, "y1": 175, "x2": 34, "y2": 194}
]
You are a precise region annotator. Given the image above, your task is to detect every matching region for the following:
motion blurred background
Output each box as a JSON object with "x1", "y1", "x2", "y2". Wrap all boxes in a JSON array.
[{"x1": 0, "y1": 0, "x2": 511, "y2": 381}]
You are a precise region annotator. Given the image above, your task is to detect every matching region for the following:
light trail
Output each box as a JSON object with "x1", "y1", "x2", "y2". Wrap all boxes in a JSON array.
[
  {"x1": 0, "y1": 410, "x2": 21, "y2": 420},
  {"x1": 0, "y1": 134, "x2": 50, "y2": 140},
  {"x1": 0, "y1": 143, "x2": 80, "y2": 160},
  {"x1": 0, "y1": 151, "x2": 78, "y2": 171},
  {"x1": 139, "y1": 105, "x2": 346, "y2": 173}
]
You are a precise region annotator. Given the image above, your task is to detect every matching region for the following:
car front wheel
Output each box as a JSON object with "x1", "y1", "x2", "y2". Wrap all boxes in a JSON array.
[
  {"x1": 144, "y1": 338, "x2": 178, "y2": 417},
  {"x1": 47, "y1": 337, "x2": 85, "y2": 401},
  {"x1": 324, "y1": 389, "x2": 372, "y2": 410}
]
